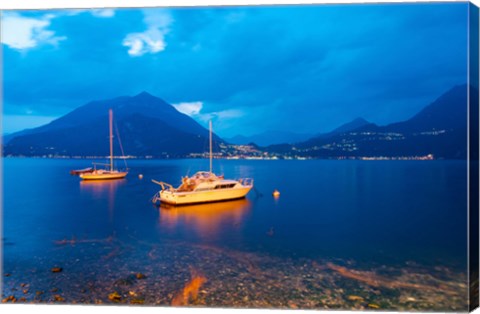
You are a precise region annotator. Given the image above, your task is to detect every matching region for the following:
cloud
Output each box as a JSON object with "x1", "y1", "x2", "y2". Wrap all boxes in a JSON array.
[
  {"x1": 122, "y1": 9, "x2": 172, "y2": 56},
  {"x1": 172, "y1": 100, "x2": 244, "y2": 124},
  {"x1": 1, "y1": 12, "x2": 66, "y2": 50},
  {"x1": 62, "y1": 8, "x2": 115, "y2": 18},
  {"x1": 172, "y1": 101, "x2": 203, "y2": 116},
  {"x1": 198, "y1": 109, "x2": 244, "y2": 121},
  {"x1": 91, "y1": 9, "x2": 115, "y2": 18}
]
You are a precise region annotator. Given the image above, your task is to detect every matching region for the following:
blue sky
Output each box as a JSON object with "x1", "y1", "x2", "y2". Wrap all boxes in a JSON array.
[{"x1": 1, "y1": 3, "x2": 469, "y2": 137}]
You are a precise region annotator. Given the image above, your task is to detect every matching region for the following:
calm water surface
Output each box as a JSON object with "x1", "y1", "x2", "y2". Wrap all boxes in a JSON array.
[{"x1": 2, "y1": 158, "x2": 469, "y2": 309}]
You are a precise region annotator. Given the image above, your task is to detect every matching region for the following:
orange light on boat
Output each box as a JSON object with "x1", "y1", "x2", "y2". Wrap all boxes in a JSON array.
[
  {"x1": 272, "y1": 189, "x2": 280, "y2": 198},
  {"x1": 139, "y1": 174, "x2": 144, "y2": 179}
]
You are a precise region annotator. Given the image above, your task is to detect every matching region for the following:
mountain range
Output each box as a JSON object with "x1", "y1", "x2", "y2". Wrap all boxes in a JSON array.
[
  {"x1": 268, "y1": 84, "x2": 474, "y2": 159},
  {"x1": 225, "y1": 131, "x2": 314, "y2": 146},
  {"x1": 225, "y1": 117, "x2": 371, "y2": 146},
  {"x1": 2, "y1": 84, "x2": 476, "y2": 159}
]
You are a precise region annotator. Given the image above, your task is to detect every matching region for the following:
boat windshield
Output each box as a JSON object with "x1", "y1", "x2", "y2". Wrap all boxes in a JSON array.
[{"x1": 191, "y1": 172, "x2": 217, "y2": 180}]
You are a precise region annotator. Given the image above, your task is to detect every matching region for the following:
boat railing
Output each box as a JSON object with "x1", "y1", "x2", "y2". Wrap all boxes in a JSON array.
[
  {"x1": 151, "y1": 191, "x2": 161, "y2": 204},
  {"x1": 92, "y1": 162, "x2": 110, "y2": 166},
  {"x1": 91, "y1": 162, "x2": 128, "y2": 172},
  {"x1": 151, "y1": 179, "x2": 175, "y2": 191}
]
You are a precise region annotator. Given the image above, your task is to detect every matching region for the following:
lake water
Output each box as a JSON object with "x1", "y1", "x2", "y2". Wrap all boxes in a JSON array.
[{"x1": 2, "y1": 158, "x2": 469, "y2": 310}]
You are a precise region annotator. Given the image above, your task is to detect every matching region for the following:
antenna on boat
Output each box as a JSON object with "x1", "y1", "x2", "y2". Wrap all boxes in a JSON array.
[
  {"x1": 109, "y1": 109, "x2": 113, "y2": 172},
  {"x1": 209, "y1": 120, "x2": 213, "y2": 174}
]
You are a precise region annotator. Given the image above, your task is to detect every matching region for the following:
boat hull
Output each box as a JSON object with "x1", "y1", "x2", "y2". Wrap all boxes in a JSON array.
[
  {"x1": 70, "y1": 167, "x2": 94, "y2": 175},
  {"x1": 159, "y1": 186, "x2": 252, "y2": 205},
  {"x1": 79, "y1": 171, "x2": 127, "y2": 180}
]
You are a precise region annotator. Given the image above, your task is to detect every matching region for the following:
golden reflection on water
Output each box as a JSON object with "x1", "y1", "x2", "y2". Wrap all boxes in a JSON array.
[
  {"x1": 80, "y1": 179, "x2": 126, "y2": 220},
  {"x1": 159, "y1": 199, "x2": 251, "y2": 238}
]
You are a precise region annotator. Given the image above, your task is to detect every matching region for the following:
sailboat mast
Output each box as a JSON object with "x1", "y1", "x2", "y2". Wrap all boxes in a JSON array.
[
  {"x1": 209, "y1": 120, "x2": 213, "y2": 173},
  {"x1": 109, "y1": 109, "x2": 113, "y2": 172}
]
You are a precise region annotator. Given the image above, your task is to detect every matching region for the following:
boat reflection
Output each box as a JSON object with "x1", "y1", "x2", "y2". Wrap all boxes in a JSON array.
[
  {"x1": 80, "y1": 179, "x2": 126, "y2": 196},
  {"x1": 80, "y1": 179, "x2": 126, "y2": 219},
  {"x1": 159, "y1": 199, "x2": 251, "y2": 239}
]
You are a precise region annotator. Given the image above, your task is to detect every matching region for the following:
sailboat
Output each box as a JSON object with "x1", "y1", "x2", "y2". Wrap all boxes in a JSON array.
[
  {"x1": 151, "y1": 121, "x2": 253, "y2": 206},
  {"x1": 77, "y1": 109, "x2": 128, "y2": 180}
]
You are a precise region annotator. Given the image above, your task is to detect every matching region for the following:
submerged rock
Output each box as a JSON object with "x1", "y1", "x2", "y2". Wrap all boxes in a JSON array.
[
  {"x1": 348, "y1": 295, "x2": 364, "y2": 302},
  {"x1": 368, "y1": 303, "x2": 380, "y2": 309},
  {"x1": 54, "y1": 295, "x2": 65, "y2": 302},
  {"x1": 136, "y1": 273, "x2": 146, "y2": 279},
  {"x1": 2, "y1": 296, "x2": 16, "y2": 303},
  {"x1": 108, "y1": 291, "x2": 122, "y2": 302},
  {"x1": 114, "y1": 275, "x2": 137, "y2": 286},
  {"x1": 130, "y1": 298, "x2": 145, "y2": 304}
]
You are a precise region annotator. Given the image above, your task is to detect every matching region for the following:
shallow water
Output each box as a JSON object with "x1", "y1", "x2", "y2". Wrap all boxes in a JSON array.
[{"x1": 2, "y1": 158, "x2": 469, "y2": 310}]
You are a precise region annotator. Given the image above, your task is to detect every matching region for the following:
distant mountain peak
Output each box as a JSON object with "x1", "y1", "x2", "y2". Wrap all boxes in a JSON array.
[
  {"x1": 429, "y1": 83, "x2": 466, "y2": 104},
  {"x1": 388, "y1": 83, "x2": 468, "y2": 132},
  {"x1": 329, "y1": 117, "x2": 371, "y2": 134},
  {"x1": 351, "y1": 117, "x2": 369, "y2": 124},
  {"x1": 225, "y1": 130, "x2": 314, "y2": 146},
  {"x1": 134, "y1": 91, "x2": 154, "y2": 98}
]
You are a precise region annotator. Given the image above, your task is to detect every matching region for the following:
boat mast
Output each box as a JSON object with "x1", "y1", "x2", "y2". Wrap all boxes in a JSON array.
[
  {"x1": 109, "y1": 109, "x2": 113, "y2": 172},
  {"x1": 209, "y1": 120, "x2": 212, "y2": 173}
]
